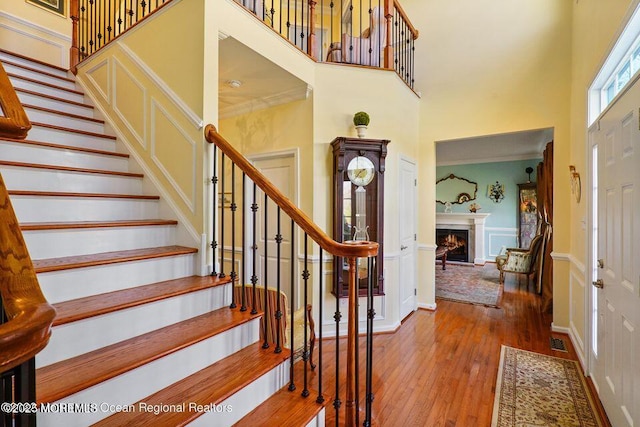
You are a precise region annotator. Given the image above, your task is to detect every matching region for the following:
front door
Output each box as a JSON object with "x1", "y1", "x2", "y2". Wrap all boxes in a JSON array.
[
  {"x1": 589, "y1": 77, "x2": 640, "y2": 427},
  {"x1": 399, "y1": 157, "x2": 417, "y2": 319}
]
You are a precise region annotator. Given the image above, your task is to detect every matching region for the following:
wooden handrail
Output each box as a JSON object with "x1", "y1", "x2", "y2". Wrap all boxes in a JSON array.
[
  {"x1": 0, "y1": 62, "x2": 31, "y2": 139},
  {"x1": 205, "y1": 125, "x2": 378, "y2": 259},
  {"x1": 0, "y1": 173, "x2": 56, "y2": 373},
  {"x1": 392, "y1": 0, "x2": 419, "y2": 40}
]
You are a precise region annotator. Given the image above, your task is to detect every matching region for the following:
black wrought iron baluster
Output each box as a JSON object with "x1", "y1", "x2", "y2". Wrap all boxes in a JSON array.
[
  {"x1": 320, "y1": 0, "x2": 324, "y2": 63},
  {"x1": 117, "y1": 4, "x2": 123, "y2": 36},
  {"x1": 294, "y1": 0, "x2": 298, "y2": 48},
  {"x1": 368, "y1": 0, "x2": 372, "y2": 66},
  {"x1": 88, "y1": 0, "x2": 94, "y2": 55},
  {"x1": 359, "y1": 0, "x2": 363, "y2": 65},
  {"x1": 348, "y1": 2, "x2": 353, "y2": 62},
  {"x1": 80, "y1": 0, "x2": 86, "y2": 58},
  {"x1": 301, "y1": 233, "x2": 310, "y2": 398},
  {"x1": 128, "y1": 0, "x2": 134, "y2": 28},
  {"x1": 288, "y1": 219, "x2": 296, "y2": 392},
  {"x1": 241, "y1": 173, "x2": 247, "y2": 312},
  {"x1": 107, "y1": 0, "x2": 112, "y2": 46},
  {"x1": 330, "y1": 1, "x2": 334, "y2": 57},
  {"x1": 316, "y1": 247, "x2": 324, "y2": 405},
  {"x1": 262, "y1": 192, "x2": 269, "y2": 349},
  {"x1": 230, "y1": 163, "x2": 238, "y2": 308},
  {"x1": 275, "y1": 207, "x2": 283, "y2": 354},
  {"x1": 333, "y1": 278, "x2": 342, "y2": 426},
  {"x1": 364, "y1": 256, "x2": 375, "y2": 427},
  {"x1": 96, "y1": 0, "x2": 101, "y2": 50},
  {"x1": 211, "y1": 146, "x2": 218, "y2": 277},
  {"x1": 141, "y1": 0, "x2": 147, "y2": 18},
  {"x1": 299, "y1": 0, "x2": 304, "y2": 54},
  {"x1": 270, "y1": 0, "x2": 275, "y2": 28},
  {"x1": 219, "y1": 153, "x2": 226, "y2": 279},
  {"x1": 394, "y1": 10, "x2": 399, "y2": 75},
  {"x1": 403, "y1": 20, "x2": 408, "y2": 84},
  {"x1": 411, "y1": 33, "x2": 415, "y2": 88},
  {"x1": 148, "y1": 0, "x2": 152, "y2": 16},
  {"x1": 250, "y1": 182, "x2": 258, "y2": 315},
  {"x1": 286, "y1": 0, "x2": 291, "y2": 43}
]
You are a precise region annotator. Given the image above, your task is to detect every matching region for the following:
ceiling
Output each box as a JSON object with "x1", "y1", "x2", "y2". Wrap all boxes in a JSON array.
[
  {"x1": 435, "y1": 128, "x2": 554, "y2": 166},
  {"x1": 218, "y1": 37, "x2": 310, "y2": 119}
]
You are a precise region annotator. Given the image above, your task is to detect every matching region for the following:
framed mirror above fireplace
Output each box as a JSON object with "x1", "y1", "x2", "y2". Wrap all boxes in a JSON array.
[{"x1": 435, "y1": 174, "x2": 478, "y2": 205}]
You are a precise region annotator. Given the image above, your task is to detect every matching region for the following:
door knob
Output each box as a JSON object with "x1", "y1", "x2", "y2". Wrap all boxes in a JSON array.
[
  {"x1": 592, "y1": 279, "x2": 604, "y2": 289},
  {"x1": 400, "y1": 245, "x2": 408, "y2": 250}
]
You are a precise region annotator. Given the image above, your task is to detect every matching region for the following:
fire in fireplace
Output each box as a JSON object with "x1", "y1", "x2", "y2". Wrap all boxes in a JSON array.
[{"x1": 436, "y1": 228, "x2": 470, "y2": 262}]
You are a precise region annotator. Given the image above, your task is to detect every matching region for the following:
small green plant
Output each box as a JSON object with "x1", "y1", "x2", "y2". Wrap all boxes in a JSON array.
[{"x1": 353, "y1": 111, "x2": 370, "y2": 126}]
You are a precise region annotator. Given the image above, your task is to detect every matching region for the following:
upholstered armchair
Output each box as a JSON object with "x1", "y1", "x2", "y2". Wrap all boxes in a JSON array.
[
  {"x1": 496, "y1": 233, "x2": 544, "y2": 286},
  {"x1": 326, "y1": 6, "x2": 386, "y2": 66},
  {"x1": 233, "y1": 285, "x2": 316, "y2": 369}
]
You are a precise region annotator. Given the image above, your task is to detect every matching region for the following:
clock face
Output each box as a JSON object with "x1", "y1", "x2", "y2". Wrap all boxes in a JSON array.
[{"x1": 347, "y1": 156, "x2": 375, "y2": 187}]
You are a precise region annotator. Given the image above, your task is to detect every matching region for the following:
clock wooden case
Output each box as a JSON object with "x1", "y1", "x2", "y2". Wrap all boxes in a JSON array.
[{"x1": 331, "y1": 137, "x2": 389, "y2": 297}]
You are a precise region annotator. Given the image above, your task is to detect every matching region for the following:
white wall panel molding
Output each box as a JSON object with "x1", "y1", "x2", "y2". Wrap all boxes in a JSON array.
[
  {"x1": 117, "y1": 41, "x2": 204, "y2": 129},
  {"x1": 112, "y1": 57, "x2": 147, "y2": 148},
  {"x1": 150, "y1": 98, "x2": 197, "y2": 213}
]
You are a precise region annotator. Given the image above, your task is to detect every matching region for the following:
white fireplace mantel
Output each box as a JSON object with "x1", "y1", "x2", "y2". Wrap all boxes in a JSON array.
[{"x1": 436, "y1": 213, "x2": 490, "y2": 264}]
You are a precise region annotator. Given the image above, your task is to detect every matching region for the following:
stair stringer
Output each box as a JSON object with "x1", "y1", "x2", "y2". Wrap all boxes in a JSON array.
[{"x1": 73, "y1": 74, "x2": 210, "y2": 276}]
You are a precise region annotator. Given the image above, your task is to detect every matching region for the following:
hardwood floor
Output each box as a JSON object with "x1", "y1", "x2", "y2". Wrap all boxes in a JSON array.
[{"x1": 293, "y1": 266, "x2": 611, "y2": 426}]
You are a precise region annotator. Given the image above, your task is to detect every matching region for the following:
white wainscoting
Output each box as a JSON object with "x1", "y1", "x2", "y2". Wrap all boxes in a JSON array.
[
  {"x1": 486, "y1": 227, "x2": 518, "y2": 261},
  {"x1": 0, "y1": 10, "x2": 71, "y2": 67}
]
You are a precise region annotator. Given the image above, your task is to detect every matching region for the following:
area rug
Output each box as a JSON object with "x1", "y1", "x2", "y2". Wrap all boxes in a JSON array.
[
  {"x1": 492, "y1": 346, "x2": 603, "y2": 427},
  {"x1": 435, "y1": 264, "x2": 502, "y2": 307}
]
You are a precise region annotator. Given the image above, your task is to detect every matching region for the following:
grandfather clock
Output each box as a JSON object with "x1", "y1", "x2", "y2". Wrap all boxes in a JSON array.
[{"x1": 331, "y1": 137, "x2": 388, "y2": 297}]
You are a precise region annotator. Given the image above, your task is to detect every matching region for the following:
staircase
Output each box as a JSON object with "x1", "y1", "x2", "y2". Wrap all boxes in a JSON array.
[{"x1": 0, "y1": 49, "x2": 325, "y2": 426}]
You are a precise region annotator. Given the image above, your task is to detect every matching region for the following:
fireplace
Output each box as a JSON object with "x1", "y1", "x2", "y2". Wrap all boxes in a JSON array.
[{"x1": 436, "y1": 228, "x2": 470, "y2": 262}]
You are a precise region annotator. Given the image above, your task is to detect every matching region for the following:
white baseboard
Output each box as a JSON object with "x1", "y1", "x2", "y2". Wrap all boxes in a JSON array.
[{"x1": 418, "y1": 302, "x2": 437, "y2": 311}]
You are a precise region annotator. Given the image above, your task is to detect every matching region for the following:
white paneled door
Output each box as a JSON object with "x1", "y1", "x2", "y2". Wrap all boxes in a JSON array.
[
  {"x1": 589, "y1": 77, "x2": 640, "y2": 427},
  {"x1": 247, "y1": 152, "x2": 299, "y2": 310},
  {"x1": 399, "y1": 157, "x2": 417, "y2": 320}
]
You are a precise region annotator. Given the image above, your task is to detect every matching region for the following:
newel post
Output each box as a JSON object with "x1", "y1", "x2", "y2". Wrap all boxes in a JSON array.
[
  {"x1": 345, "y1": 256, "x2": 358, "y2": 427},
  {"x1": 383, "y1": 0, "x2": 394, "y2": 69},
  {"x1": 308, "y1": 0, "x2": 317, "y2": 59},
  {"x1": 69, "y1": 0, "x2": 80, "y2": 75}
]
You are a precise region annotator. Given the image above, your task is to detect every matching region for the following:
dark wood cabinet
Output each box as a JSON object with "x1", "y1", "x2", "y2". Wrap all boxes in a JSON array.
[{"x1": 331, "y1": 137, "x2": 389, "y2": 297}]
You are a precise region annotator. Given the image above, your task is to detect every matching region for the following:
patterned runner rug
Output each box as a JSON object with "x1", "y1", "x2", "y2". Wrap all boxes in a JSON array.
[
  {"x1": 435, "y1": 264, "x2": 502, "y2": 307},
  {"x1": 492, "y1": 346, "x2": 603, "y2": 427}
]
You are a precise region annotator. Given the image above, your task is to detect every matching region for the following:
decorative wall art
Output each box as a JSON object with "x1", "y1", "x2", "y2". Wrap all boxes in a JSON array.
[
  {"x1": 488, "y1": 181, "x2": 505, "y2": 203},
  {"x1": 26, "y1": 0, "x2": 65, "y2": 17},
  {"x1": 569, "y1": 165, "x2": 581, "y2": 203}
]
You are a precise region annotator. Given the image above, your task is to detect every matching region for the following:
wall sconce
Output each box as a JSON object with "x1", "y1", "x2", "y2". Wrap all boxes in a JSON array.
[
  {"x1": 488, "y1": 181, "x2": 505, "y2": 203},
  {"x1": 569, "y1": 165, "x2": 581, "y2": 203}
]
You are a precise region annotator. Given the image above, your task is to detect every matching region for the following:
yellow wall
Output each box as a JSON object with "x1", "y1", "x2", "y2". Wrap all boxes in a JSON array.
[
  {"x1": 402, "y1": 0, "x2": 573, "y2": 316},
  {"x1": 75, "y1": 0, "x2": 208, "y2": 257},
  {"x1": 0, "y1": 0, "x2": 71, "y2": 66}
]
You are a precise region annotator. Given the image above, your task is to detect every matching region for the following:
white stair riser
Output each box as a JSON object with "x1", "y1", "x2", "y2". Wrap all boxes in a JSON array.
[
  {"x1": 29, "y1": 126, "x2": 116, "y2": 152},
  {"x1": 24, "y1": 225, "x2": 176, "y2": 259},
  {"x1": 39, "y1": 254, "x2": 197, "y2": 303},
  {"x1": 24, "y1": 107, "x2": 105, "y2": 134},
  {"x1": 0, "y1": 54, "x2": 69, "y2": 79},
  {"x1": 2, "y1": 62, "x2": 77, "y2": 90},
  {"x1": 12, "y1": 196, "x2": 159, "y2": 222},
  {"x1": 0, "y1": 167, "x2": 143, "y2": 194},
  {"x1": 8, "y1": 76, "x2": 85, "y2": 104},
  {"x1": 0, "y1": 141, "x2": 130, "y2": 172},
  {"x1": 188, "y1": 362, "x2": 290, "y2": 427},
  {"x1": 16, "y1": 91, "x2": 95, "y2": 117},
  {"x1": 38, "y1": 283, "x2": 232, "y2": 367},
  {"x1": 37, "y1": 319, "x2": 261, "y2": 427},
  {"x1": 305, "y1": 410, "x2": 326, "y2": 427}
]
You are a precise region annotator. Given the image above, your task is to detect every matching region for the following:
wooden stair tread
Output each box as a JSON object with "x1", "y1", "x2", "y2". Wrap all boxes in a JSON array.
[
  {"x1": 0, "y1": 160, "x2": 143, "y2": 178},
  {"x1": 33, "y1": 246, "x2": 197, "y2": 273},
  {"x1": 32, "y1": 122, "x2": 116, "y2": 140},
  {"x1": 94, "y1": 343, "x2": 290, "y2": 427},
  {"x1": 52, "y1": 275, "x2": 232, "y2": 326},
  {"x1": 22, "y1": 103, "x2": 104, "y2": 123},
  {"x1": 36, "y1": 308, "x2": 262, "y2": 403},
  {"x1": 0, "y1": 59, "x2": 76, "y2": 83},
  {"x1": 21, "y1": 219, "x2": 177, "y2": 231},
  {"x1": 15, "y1": 88, "x2": 93, "y2": 109},
  {"x1": 8, "y1": 190, "x2": 159, "y2": 200},
  {"x1": 234, "y1": 387, "x2": 328, "y2": 427},
  {"x1": 0, "y1": 48, "x2": 68, "y2": 73},
  {"x1": 0, "y1": 137, "x2": 129, "y2": 158},
  {"x1": 7, "y1": 72, "x2": 84, "y2": 95}
]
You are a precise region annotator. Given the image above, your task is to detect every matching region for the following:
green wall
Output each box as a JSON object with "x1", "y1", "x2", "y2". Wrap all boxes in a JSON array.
[{"x1": 436, "y1": 159, "x2": 541, "y2": 260}]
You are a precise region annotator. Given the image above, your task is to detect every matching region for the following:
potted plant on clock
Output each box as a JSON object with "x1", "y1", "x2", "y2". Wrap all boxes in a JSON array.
[{"x1": 353, "y1": 111, "x2": 370, "y2": 138}]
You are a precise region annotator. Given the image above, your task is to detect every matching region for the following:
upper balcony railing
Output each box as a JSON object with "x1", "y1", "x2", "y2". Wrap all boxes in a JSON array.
[{"x1": 70, "y1": 0, "x2": 419, "y2": 89}]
